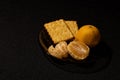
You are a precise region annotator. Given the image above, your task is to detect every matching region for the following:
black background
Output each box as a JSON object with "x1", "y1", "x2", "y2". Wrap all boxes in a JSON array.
[{"x1": 0, "y1": 0, "x2": 120, "y2": 80}]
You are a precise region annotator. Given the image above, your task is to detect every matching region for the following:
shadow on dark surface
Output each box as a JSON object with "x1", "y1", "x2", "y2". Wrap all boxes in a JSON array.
[{"x1": 38, "y1": 28, "x2": 113, "y2": 74}]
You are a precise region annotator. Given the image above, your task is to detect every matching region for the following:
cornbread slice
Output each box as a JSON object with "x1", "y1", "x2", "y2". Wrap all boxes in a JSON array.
[
  {"x1": 65, "y1": 21, "x2": 78, "y2": 36},
  {"x1": 44, "y1": 19, "x2": 73, "y2": 44}
]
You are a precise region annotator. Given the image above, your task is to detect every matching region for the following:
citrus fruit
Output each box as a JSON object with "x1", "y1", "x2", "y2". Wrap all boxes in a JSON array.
[
  {"x1": 48, "y1": 41, "x2": 68, "y2": 59},
  {"x1": 75, "y1": 25, "x2": 101, "y2": 47},
  {"x1": 67, "y1": 40, "x2": 90, "y2": 60}
]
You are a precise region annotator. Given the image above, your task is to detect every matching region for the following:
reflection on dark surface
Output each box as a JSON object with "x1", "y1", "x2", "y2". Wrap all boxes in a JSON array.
[{"x1": 39, "y1": 29, "x2": 112, "y2": 74}]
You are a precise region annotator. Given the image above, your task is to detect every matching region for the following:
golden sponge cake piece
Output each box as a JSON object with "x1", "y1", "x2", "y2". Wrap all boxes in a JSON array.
[
  {"x1": 65, "y1": 21, "x2": 78, "y2": 36},
  {"x1": 44, "y1": 19, "x2": 73, "y2": 44}
]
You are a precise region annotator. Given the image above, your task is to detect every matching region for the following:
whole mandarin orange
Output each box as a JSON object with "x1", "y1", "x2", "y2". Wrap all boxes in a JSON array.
[{"x1": 75, "y1": 25, "x2": 101, "y2": 47}]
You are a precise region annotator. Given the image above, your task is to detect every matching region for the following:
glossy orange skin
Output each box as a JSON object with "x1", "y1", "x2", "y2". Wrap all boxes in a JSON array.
[{"x1": 75, "y1": 25, "x2": 101, "y2": 47}]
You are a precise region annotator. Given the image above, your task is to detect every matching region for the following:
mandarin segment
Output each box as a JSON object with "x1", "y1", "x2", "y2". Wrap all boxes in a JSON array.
[
  {"x1": 67, "y1": 40, "x2": 90, "y2": 60},
  {"x1": 48, "y1": 41, "x2": 68, "y2": 59}
]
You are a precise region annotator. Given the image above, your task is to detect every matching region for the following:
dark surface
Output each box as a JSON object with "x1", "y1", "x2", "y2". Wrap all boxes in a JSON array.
[{"x1": 0, "y1": 1, "x2": 120, "y2": 80}]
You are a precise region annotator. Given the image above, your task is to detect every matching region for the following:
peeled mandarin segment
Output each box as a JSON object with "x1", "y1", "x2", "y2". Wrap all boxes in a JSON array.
[
  {"x1": 75, "y1": 25, "x2": 101, "y2": 47},
  {"x1": 48, "y1": 41, "x2": 68, "y2": 59},
  {"x1": 48, "y1": 45, "x2": 62, "y2": 59},
  {"x1": 67, "y1": 40, "x2": 90, "y2": 60},
  {"x1": 55, "y1": 41, "x2": 68, "y2": 58}
]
